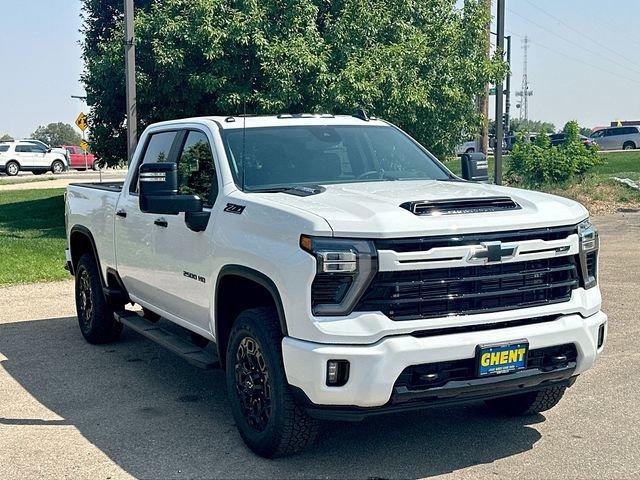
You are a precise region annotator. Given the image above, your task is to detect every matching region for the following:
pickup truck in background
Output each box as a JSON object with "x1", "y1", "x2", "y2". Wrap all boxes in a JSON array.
[
  {"x1": 63, "y1": 145, "x2": 100, "y2": 170},
  {"x1": 64, "y1": 114, "x2": 607, "y2": 457}
]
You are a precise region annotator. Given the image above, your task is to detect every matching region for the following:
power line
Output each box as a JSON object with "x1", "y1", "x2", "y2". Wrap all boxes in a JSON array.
[
  {"x1": 522, "y1": 0, "x2": 640, "y2": 72},
  {"x1": 507, "y1": 7, "x2": 640, "y2": 79},
  {"x1": 506, "y1": 30, "x2": 640, "y2": 86}
]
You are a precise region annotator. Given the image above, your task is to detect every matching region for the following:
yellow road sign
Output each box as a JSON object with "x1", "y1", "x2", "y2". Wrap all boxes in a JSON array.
[
  {"x1": 76, "y1": 112, "x2": 88, "y2": 131},
  {"x1": 80, "y1": 140, "x2": 89, "y2": 151}
]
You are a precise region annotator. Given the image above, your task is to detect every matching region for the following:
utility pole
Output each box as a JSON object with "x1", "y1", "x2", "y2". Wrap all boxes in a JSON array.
[
  {"x1": 476, "y1": 0, "x2": 491, "y2": 155},
  {"x1": 494, "y1": 0, "x2": 505, "y2": 185},
  {"x1": 504, "y1": 35, "x2": 511, "y2": 135},
  {"x1": 124, "y1": 0, "x2": 137, "y2": 165}
]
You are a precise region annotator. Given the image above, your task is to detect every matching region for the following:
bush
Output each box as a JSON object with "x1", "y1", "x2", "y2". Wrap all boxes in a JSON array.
[{"x1": 507, "y1": 121, "x2": 602, "y2": 187}]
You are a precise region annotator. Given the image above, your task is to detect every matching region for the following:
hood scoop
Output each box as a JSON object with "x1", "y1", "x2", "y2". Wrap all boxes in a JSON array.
[{"x1": 400, "y1": 196, "x2": 521, "y2": 216}]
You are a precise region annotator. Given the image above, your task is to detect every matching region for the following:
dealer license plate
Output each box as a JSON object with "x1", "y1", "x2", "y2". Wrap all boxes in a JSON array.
[{"x1": 477, "y1": 340, "x2": 529, "y2": 377}]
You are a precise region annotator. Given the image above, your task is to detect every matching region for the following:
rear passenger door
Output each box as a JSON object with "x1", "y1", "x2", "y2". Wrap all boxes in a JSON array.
[
  {"x1": 14, "y1": 144, "x2": 36, "y2": 168},
  {"x1": 115, "y1": 129, "x2": 182, "y2": 309}
]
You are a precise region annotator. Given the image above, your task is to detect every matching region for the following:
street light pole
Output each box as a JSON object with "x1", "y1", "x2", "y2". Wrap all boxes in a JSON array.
[
  {"x1": 494, "y1": 0, "x2": 506, "y2": 185},
  {"x1": 124, "y1": 0, "x2": 137, "y2": 165}
]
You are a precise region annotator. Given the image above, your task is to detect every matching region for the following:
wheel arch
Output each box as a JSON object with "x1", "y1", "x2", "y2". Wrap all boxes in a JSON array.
[
  {"x1": 69, "y1": 225, "x2": 105, "y2": 286},
  {"x1": 214, "y1": 265, "x2": 288, "y2": 368}
]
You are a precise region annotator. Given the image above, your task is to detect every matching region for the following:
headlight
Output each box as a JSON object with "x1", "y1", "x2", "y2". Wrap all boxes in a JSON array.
[
  {"x1": 300, "y1": 235, "x2": 378, "y2": 316},
  {"x1": 577, "y1": 218, "x2": 599, "y2": 289}
]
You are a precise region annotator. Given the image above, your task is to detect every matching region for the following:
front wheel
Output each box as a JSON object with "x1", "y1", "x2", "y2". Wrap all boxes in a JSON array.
[
  {"x1": 75, "y1": 253, "x2": 123, "y2": 344},
  {"x1": 51, "y1": 160, "x2": 65, "y2": 174},
  {"x1": 485, "y1": 385, "x2": 567, "y2": 416},
  {"x1": 226, "y1": 307, "x2": 318, "y2": 458}
]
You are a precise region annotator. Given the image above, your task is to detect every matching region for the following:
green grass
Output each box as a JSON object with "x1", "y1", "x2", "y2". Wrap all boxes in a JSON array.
[{"x1": 0, "y1": 188, "x2": 68, "y2": 286}]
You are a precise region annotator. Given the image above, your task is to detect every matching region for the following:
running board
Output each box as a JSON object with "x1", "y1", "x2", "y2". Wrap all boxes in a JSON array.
[{"x1": 114, "y1": 310, "x2": 219, "y2": 369}]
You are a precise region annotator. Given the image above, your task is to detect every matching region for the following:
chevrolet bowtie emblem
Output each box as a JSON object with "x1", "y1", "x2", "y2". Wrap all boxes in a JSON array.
[{"x1": 468, "y1": 241, "x2": 517, "y2": 264}]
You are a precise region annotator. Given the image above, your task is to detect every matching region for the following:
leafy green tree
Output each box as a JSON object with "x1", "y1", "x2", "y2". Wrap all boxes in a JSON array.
[
  {"x1": 31, "y1": 123, "x2": 82, "y2": 147},
  {"x1": 0, "y1": 133, "x2": 13, "y2": 142},
  {"x1": 509, "y1": 118, "x2": 556, "y2": 135},
  {"x1": 507, "y1": 120, "x2": 601, "y2": 187},
  {"x1": 82, "y1": 0, "x2": 505, "y2": 165}
]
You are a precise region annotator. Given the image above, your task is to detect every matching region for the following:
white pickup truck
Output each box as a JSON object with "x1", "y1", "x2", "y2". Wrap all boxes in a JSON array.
[{"x1": 65, "y1": 114, "x2": 606, "y2": 457}]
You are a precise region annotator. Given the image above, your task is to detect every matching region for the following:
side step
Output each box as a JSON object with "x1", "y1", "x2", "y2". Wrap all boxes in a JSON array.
[{"x1": 114, "y1": 310, "x2": 219, "y2": 369}]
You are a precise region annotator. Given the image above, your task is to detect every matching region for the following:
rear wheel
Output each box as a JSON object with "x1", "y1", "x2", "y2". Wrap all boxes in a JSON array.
[
  {"x1": 75, "y1": 253, "x2": 123, "y2": 344},
  {"x1": 51, "y1": 160, "x2": 65, "y2": 174},
  {"x1": 623, "y1": 141, "x2": 636, "y2": 150},
  {"x1": 485, "y1": 385, "x2": 567, "y2": 416},
  {"x1": 5, "y1": 161, "x2": 19, "y2": 176},
  {"x1": 226, "y1": 307, "x2": 318, "y2": 458}
]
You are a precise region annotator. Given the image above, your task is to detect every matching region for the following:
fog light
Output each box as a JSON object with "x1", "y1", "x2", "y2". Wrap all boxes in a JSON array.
[
  {"x1": 326, "y1": 360, "x2": 350, "y2": 386},
  {"x1": 597, "y1": 323, "x2": 606, "y2": 349}
]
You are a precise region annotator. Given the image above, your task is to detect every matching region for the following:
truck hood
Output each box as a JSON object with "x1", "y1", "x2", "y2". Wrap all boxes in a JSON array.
[{"x1": 257, "y1": 180, "x2": 588, "y2": 237}]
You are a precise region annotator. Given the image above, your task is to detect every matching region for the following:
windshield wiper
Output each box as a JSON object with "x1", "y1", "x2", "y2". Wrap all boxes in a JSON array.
[{"x1": 246, "y1": 185, "x2": 326, "y2": 196}]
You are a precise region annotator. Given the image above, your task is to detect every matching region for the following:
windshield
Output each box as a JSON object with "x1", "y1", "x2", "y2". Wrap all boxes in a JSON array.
[{"x1": 222, "y1": 125, "x2": 451, "y2": 191}]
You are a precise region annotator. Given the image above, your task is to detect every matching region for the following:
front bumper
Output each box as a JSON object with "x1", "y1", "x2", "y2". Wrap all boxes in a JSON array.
[{"x1": 282, "y1": 310, "x2": 607, "y2": 410}]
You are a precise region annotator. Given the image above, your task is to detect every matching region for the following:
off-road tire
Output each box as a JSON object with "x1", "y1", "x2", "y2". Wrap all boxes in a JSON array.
[
  {"x1": 5, "y1": 161, "x2": 19, "y2": 176},
  {"x1": 485, "y1": 385, "x2": 567, "y2": 416},
  {"x1": 226, "y1": 307, "x2": 318, "y2": 458},
  {"x1": 75, "y1": 253, "x2": 123, "y2": 344}
]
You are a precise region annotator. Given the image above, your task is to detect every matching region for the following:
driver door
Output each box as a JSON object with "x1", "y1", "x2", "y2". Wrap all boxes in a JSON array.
[{"x1": 151, "y1": 129, "x2": 220, "y2": 333}]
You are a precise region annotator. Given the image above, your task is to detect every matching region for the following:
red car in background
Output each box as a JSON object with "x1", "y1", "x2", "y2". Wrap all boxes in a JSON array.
[{"x1": 63, "y1": 145, "x2": 100, "y2": 170}]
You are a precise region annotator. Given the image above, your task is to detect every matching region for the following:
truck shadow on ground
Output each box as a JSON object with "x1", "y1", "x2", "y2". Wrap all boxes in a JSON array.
[{"x1": 0, "y1": 316, "x2": 544, "y2": 479}]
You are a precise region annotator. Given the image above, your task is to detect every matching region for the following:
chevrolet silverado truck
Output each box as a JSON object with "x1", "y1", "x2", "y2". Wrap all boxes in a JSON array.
[{"x1": 65, "y1": 114, "x2": 607, "y2": 457}]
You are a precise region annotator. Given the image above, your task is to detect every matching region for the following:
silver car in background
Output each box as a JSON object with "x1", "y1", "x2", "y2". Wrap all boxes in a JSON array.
[{"x1": 590, "y1": 126, "x2": 640, "y2": 150}]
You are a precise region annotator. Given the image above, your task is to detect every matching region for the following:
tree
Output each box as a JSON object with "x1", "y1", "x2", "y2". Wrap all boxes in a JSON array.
[
  {"x1": 0, "y1": 133, "x2": 13, "y2": 142},
  {"x1": 31, "y1": 123, "x2": 82, "y2": 147},
  {"x1": 508, "y1": 118, "x2": 556, "y2": 135},
  {"x1": 82, "y1": 0, "x2": 505, "y2": 165}
]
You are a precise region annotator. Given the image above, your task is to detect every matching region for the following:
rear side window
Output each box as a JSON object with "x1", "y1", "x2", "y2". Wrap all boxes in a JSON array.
[
  {"x1": 142, "y1": 131, "x2": 177, "y2": 164},
  {"x1": 0, "y1": 145, "x2": 9, "y2": 152},
  {"x1": 131, "y1": 131, "x2": 178, "y2": 193},
  {"x1": 15, "y1": 145, "x2": 32, "y2": 152}
]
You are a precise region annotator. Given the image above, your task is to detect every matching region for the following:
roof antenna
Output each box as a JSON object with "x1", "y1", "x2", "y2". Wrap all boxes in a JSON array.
[
  {"x1": 241, "y1": 98, "x2": 247, "y2": 192},
  {"x1": 352, "y1": 107, "x2": 369, "y2": 121}
]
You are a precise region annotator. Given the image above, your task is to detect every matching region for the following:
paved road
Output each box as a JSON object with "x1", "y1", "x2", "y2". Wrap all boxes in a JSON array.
[
  {"x1": 0, "y1": 214, "x2": 638, "y2": 479},
  {"x1": 0, "y1": 170, "x2": 127, "y2": 191}
]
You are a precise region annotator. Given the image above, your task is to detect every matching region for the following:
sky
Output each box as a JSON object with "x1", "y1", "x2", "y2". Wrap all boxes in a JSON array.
[{"x1": 1, "y1": 0, "x2": 640, "y2": 138}]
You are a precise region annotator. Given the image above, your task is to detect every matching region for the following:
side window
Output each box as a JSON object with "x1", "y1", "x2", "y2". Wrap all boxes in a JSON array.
[
  {"x1": 131, "y1": 131, "x2": 178, "y2": 193},
  {"x1": 66, "y1": 147, "x2": 75, "y2": 155},
  {"x1": 605, "y1": 129, "x2": 618, "y2": 137},
  {"x1": 0, "y1": 145, "x2": 9, "y2": 153},
  {"x1": 15, "y1": 145, "x2": 32, "y2": 153},
  {"x1": 176, "y1": 131, "x2": 217, "y2": 207},
  {"x1": 32, "y1": 145, "x2": 47, "y2": 153},
  {"x1": 141, "y1": 131, "x2": 177, "y2": 164}
]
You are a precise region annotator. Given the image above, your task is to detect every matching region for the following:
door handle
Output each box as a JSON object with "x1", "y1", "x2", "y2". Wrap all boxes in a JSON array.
[
  {"x1": 116, "y1": 209, "x2": 127, "y2": 218},
  {"x1": 154, "y1": 218, "x2": 168, "y2": 228}
]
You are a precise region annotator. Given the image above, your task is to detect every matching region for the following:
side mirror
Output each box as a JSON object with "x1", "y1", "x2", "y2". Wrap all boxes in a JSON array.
[
  {"x1": 139, "y1": 162, "x2": 202, "y2": 215},
  {"x1": 460, "y1": 152, "x2": 489, "y2": 182}
]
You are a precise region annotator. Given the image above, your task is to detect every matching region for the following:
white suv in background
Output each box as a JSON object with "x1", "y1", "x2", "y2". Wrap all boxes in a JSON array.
[
  {"x1": 0, "y1": 141, "x2": 68, "y2": 176},
  {"x1": 590, "y1": 126, "x2": 640, "y2": 150}
]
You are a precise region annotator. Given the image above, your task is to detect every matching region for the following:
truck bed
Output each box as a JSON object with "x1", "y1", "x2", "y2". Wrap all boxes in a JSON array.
[{"x1": 68, "y1": 182, "x2": 124, "y2": 192}]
